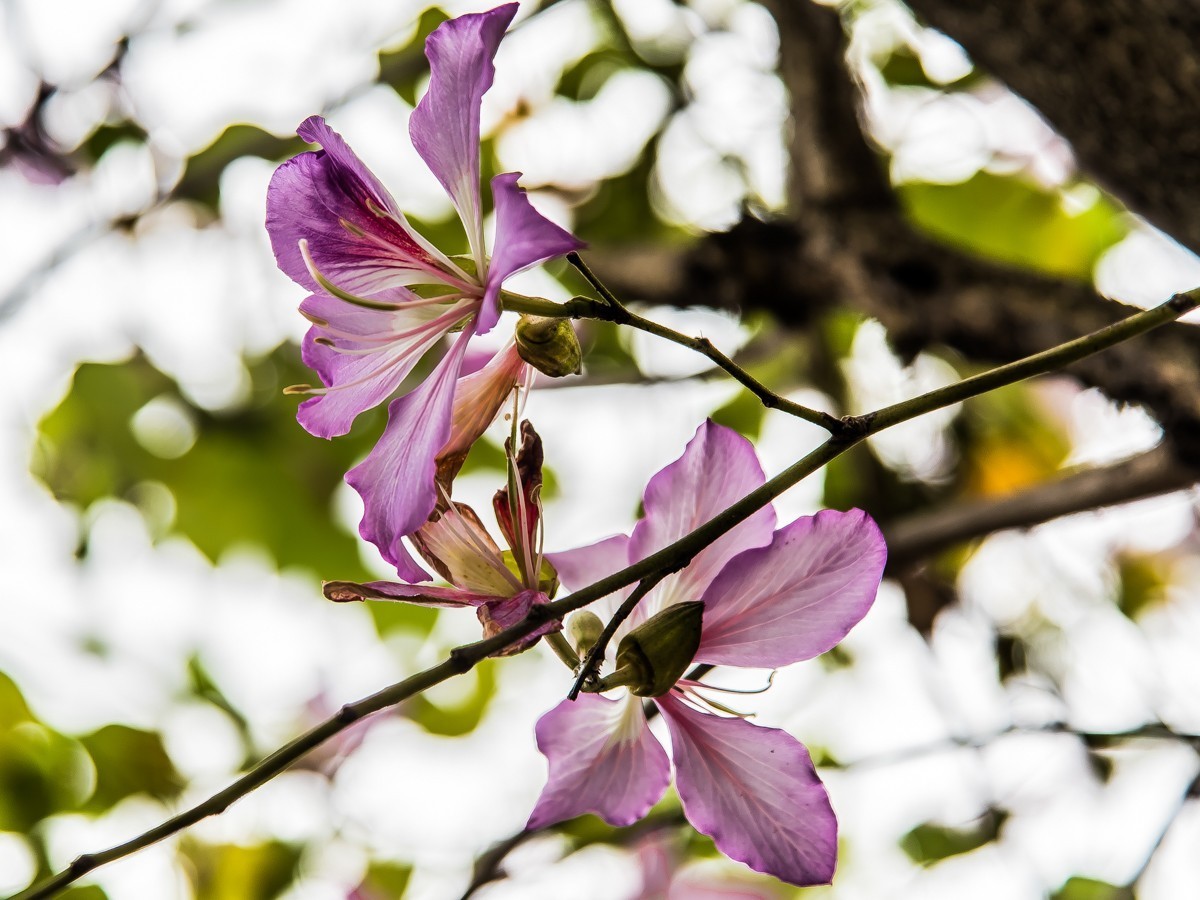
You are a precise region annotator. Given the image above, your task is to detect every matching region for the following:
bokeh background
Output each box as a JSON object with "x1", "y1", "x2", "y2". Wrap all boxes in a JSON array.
[{"x1": 3, "y1": 0, "x2": 1200, "y2": 897}]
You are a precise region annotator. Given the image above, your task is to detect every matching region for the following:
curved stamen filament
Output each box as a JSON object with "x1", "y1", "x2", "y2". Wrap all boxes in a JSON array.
[
  {"x1": 436, "y1": 487, "x2": 523, "y2": 595},
  {"x1": 300, "y1": 240, "x2": 406, "y2": 311}
]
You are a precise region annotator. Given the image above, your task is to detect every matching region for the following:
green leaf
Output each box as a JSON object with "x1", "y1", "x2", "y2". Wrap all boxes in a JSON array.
[
  {"x1": 78, "y1": 725, "x2": 183, "y2": 812},
  {"x1": 0, "y1": 671, "x2": 33, "y2": 730},
  {"x1": 900, "y1": 809, "x2": 1007, "y2": 864},
  {"x1": 407, "y1": 659, "x2": 497, "y2": 736},
  {"x1": 710, "y1": 389, "x2": 766, "y2": 440},
  {"x1": 35, "y1": 350, "x2": 372, "y2": 580},
  {"x1": 174, "y1": 125, "x2": 303, "y2": 211},
  {"x1": 899, "y1": 173, "x2": 1128, "y2": 280},
  {"x1": 187, "y1": 841, "x2": 301, "y2": 900},
  {"x1": 1051, "y1": 877, "x2": 1134, "y2": 900},
  {"x1": 0, "y1": 724, "x2": 93, "y2": 831}
]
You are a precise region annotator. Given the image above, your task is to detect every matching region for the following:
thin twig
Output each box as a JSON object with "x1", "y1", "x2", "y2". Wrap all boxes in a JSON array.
[{"x1": 17, "y1": 290, "x2": 1197, "y2": 900}]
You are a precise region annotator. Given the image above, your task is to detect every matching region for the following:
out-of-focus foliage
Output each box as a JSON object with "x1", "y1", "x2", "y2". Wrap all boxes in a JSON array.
[
  {"x1": 900, "y1": 809, "x2": 1008, "y2": 865},
  {"x1": 899, "y1": 173, "x2": 1128, "y2": 281}
]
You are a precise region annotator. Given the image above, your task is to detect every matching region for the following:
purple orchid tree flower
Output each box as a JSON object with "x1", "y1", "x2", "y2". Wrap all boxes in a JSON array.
[
  {"x1": 527, "y1": 420, "x2": 887, "y2": 887},
  {"x1": 266, "y1": 4, "x2": 583, "y2": 580},
  {"x1": 322, "y1": 420, "x2": 561, "y2": 654}
]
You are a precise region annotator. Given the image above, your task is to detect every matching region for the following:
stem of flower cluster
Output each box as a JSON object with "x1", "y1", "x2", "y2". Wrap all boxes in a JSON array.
[{"x1": 17, "y1": 288, "x2": 1198, "y2": 900}]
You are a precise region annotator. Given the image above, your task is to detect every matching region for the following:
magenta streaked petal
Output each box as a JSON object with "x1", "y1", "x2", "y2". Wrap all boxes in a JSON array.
[
  {"x1": 479, "y1": 172, "x2": 585, "y2": 333},
  {"x1": 323, "y1": 579, "x2": 494, "y2": 607},
  {"x1": 696, "y1": 509, "x2": 886, "y2": 667},
  {"x1": 410, "y1": 5, "x2": 517, "y2": 267},
  {"x1": 657, "y1": 692, "x2": 837, "y2": 887},
  {"x1": 267, "y1": 117, "x2": 446, "y2": 295},
  {"x1": 295, "y1": 294, "x2": 469, "y2": 439},
  {"x1": 477, "y1": 588, "x2": 560, "y2": 654},
  {"x1": 346, "y1": 328, "x2": 472, "y2": 580},
  {"x1": 546, "y1": 534, "x2": 633, "y2": 623},
  {"x1": 630, "y1": 421, "x2": 775, "y2": 615},
  {"x1": 527, "y1": 694, "x2": 670, "y2": 830}
]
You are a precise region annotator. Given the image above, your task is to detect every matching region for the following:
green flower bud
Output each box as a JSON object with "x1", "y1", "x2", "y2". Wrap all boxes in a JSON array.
[
  {"x1": 611, "y1": 601, "x2": 704, "y2": 697},
  {"x1": 515, "y1": 315, "x2": 582, "y2": 378},
  {"x1": 567, "y1": 610, "x2": 604, "y2": 657}
]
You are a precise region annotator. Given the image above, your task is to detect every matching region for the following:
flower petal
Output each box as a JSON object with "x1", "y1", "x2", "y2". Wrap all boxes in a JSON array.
[
  {"x1": 323, "y1": 580, "x2": 493, "y2": 607},
  {"x1": 527, "y1": 694, "x2": 670, "y2": 830},
  {"x1": 630, "y1": 421, "x2": 775, "y2": 615},
  {"x1": 657, "y1": 692, "x2": 837, "y2": 887},
  {"x1": 295, "y1": 293, "x2": 470, "y2": 438},
  {"x1": 346, "y1": 328, "x2": 472, "y2": 580},
  {"x1": 478, "y1": 172, "x2": 585, "y2": 333},
  {"x1": 547, "y1": 534, "x2": 633, "y2": 623},
  {"x1": 477, "y1": 588, "x2": 560, "y2": 655},
  {"x1": 411, "y1": 502, "x2": 518, "y2": 597},
  {"x1": 267, "y1": 116, "x2": 452, "y2": 295},
  {"x1": 409, "y1": 5, "x2": 517, "y2": 269},
  {"x1": 437, "y1": 342, "x2": 526, "y2": 488},
  {"x1": 696, "y1": 508, "x2": 886, "y2": 667}
]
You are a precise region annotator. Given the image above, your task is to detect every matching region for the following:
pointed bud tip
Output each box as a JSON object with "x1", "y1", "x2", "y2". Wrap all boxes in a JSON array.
[{"x1": 615, "y1": 601, "x2": 704, "y2": 697}]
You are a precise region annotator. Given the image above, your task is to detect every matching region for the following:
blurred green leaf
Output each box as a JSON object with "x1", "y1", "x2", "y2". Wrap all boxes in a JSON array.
[
  {"x1": 899, "y1": 173, "x2": 1127, "y2": 280},
  {"x1": 379, "y1": 8, "x2": 449, "y2": 105},
  {"x1": 35, "y1": 349, "x2": 377, "y2": 581},
  {"x1": 58, "y1": 887, "x2": 108, "y2": 900},
  {"x1": 78, "y1": 724, "x2": 183, "y2": 812},
  {"x1": 0, "y1": 723, "x2": 93, "y2": 831},
  {"x1": 174, "y1": 125, "x2": 303, "y2": 211},
  {"x1": 1051, "y1": 877, "x2": 1134, "y2": 900},
  {"x1": 407, "y1": 659, "x2": 497, "y2": 736},
  {"x1": 358, "y1": 861, "x2": 413, "y2": 898},
  {"x1": 0, "y1": 671, "x2": 33, "y2": 729},
  {"x1": 188, "y1": 841, "x2": 301, "y2": 900},
  {"x1": 1115, "y1": 552, "x2": 1170, "y2": 619},
  {"x1": 710, "y1": 389, "x2": 766, "y2": 440},
  {"x1": 900, "y1": 809, "x2": 1007, "y2": 864}
]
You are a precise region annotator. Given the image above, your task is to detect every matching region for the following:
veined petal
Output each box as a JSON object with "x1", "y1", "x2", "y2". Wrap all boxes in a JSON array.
[
  {"x1": 657, "y1": 692, "x2": 837, "y2": 887},
  {"x1": 437, "y1": 342, "x2": 527, "y2": 488},
  {"x1": 630, "y1": 421, "x2": 775, "y2": 617},
  {"x1": 296, "y1": 293, "x2": 471, "y2": 439},
  {"x1": 479, "y1": 172, "x2": 585, "y2": 333},
  {"x1": 477, "y1": 588, "x2": 560, "y2": 654},
  {"x1": 696, "y1": 509, "x2": 886, "y2": 668},
  {"x1": 527, "y1": 694, "x2": 670, "y2": 830},
  {"x1": 347, "y1": 328, "x2": 472, "y2": 580},
  {"x1": 410, "y1": 4, "x2": 516, "y2": 270},
  {"x1": 267, "y1": 116, "x2": 458, "y2": 296},
  {"x1": 547, "y1": 534, "x2": 633, "y2": 624},
  {"x1": 411, "y1": 501, "x2": 519, "y2": 597},
  {"x1": 323, "y1": 579, "x2": 494, "y2": 607}
]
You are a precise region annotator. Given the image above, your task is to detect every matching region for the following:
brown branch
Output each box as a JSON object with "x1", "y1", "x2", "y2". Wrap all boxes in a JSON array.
[{"x1": 883, "y1": 444, "x2": 1197, "y2": 573}]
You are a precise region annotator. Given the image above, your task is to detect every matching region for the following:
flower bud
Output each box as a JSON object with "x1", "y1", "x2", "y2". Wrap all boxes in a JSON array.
[
  {"x1": 567, "y1": 611, "x2": 604, "y2": 657},
  {"x1": 515, "y1": 315, "x2": 582, "y2": 378},
  {"x1": 612, "y1": 601, "x2": 704, "y2": 697}
]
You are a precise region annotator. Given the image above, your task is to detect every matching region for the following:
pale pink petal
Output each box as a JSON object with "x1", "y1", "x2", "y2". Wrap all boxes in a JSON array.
[
  {"x1": 438, "y1": 342, "x2": 526, "y2": 477},
  {"x1": 409, "y1": 5, "x2": 516, "y2": 268},
  {"x1": 346, "y1": 329, "x2": 472, "y2": 580},
  {"x1": 657, "y1": 692, "x2": 837, "y2": 887},
  {"x1": 323, "y1": 580, "x2": 493, "y2": 607},
  {"x1": 696, "y1": 509, "x2": 886, "y2": 667},
  {"x1": 630, "y1": 421, "x2": 775, "y2": 615},
  {"x1": 527, "y1": 694, "x2": 670, "y2": 830},
  {"x1": 295, "y1": 293, "x2": 469, "y2": 438},
  {"x1": 267, "y1": 117, "x2": 449, "y2": 295},
  {"x1": 478, "y1": 172, "x2": 584, "y2": 333},
  {"x1": 547, "y1": 534, "x2": 633, "y2": 623}
]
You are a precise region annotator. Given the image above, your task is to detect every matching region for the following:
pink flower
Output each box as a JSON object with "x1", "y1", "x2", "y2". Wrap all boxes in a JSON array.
[
  {"x1": 266, "y1": 4, "x2": 583, "y2": 579},
  {"x1": 527, "y1": 421, "x2": 887, "y2": 887},
  {"x1": 323, "y1": 421, "x2": 561, "y2": 653}
]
